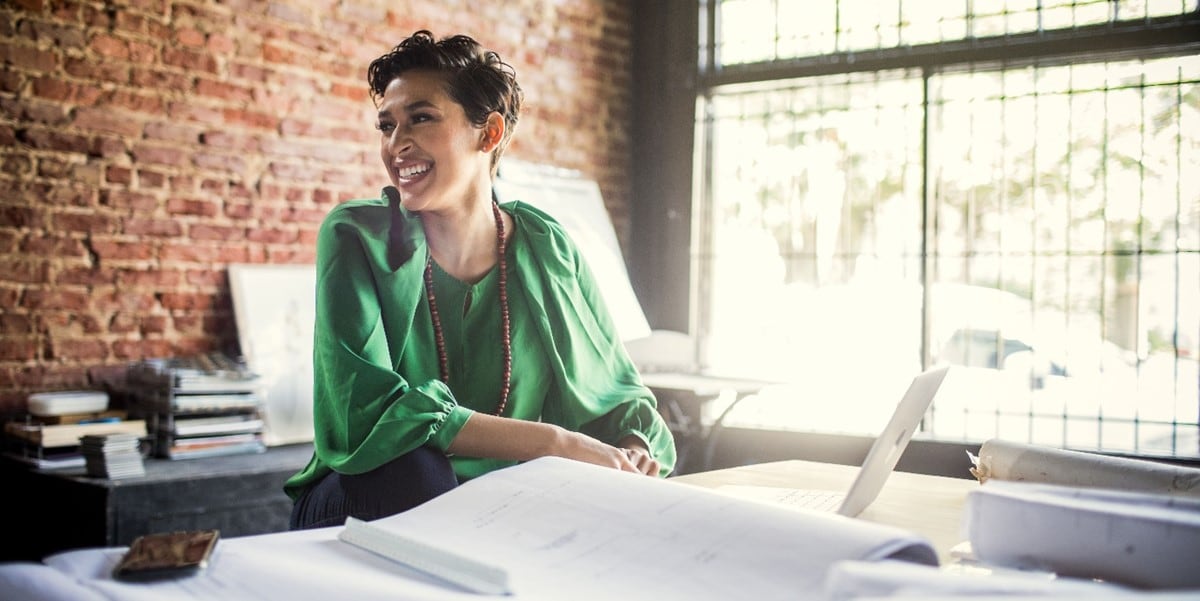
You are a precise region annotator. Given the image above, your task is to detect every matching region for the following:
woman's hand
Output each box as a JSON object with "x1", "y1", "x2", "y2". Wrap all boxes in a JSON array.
[
  {"x1": 552, "y1": 428, "x2": 643, "y2": 474},
  {"x1": 617, "y1": 435, "x2": 660, "y2": 476}
]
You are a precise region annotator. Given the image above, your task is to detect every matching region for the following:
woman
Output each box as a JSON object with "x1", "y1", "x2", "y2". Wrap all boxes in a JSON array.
[{"x1": 285, "y1": 31, "x2": 676, "y2": 529}]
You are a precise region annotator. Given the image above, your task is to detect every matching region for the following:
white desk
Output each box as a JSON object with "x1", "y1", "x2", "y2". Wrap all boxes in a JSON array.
[
  {"x1": 3, "y1": 459, "x2": 1148, "y2": 601},
  {"x1": 673, "y1": 459, "x2": 979, "y2": 563}
]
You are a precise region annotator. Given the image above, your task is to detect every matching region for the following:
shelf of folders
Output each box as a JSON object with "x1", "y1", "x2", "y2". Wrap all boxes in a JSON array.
[{"x1": 125, "y1": 353, "x2": 266, "y2": 460}]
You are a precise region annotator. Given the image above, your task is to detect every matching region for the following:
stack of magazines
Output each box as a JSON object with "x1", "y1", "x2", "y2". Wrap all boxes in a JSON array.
[
  {"x1": 126, "y1": 353, "x2": 266, "y2": 459},
  {"x1": 81, "y1": 433, "x2": 145, "y2": 479}
]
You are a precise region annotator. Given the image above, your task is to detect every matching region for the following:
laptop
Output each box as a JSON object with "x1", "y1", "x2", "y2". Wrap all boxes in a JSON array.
[{"x1": 718, "y1": 365, "x2": 951, "y2": 517}]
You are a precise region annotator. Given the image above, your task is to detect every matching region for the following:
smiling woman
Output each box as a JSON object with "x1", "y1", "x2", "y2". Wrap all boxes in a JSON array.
[{"x1": 284, "y1": 30, "x2": 676, "y2": 531}]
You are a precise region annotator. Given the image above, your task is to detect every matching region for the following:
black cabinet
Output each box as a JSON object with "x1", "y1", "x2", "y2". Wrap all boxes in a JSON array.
[{"x1": 3, "y1": 443, "x2": 313, "y2": 562}]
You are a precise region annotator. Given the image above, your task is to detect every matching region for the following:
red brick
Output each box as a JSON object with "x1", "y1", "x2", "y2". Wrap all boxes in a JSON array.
[
  {"x1": 189, "y1": 223, "x2": 241, "y2": 242},
  {"x1": 94, "y1": 289, "x2": 157, "y2": 312},
  {"x1": 73, "y1": 107, "x2": 143, "y2": 138},
  {"x1": 0, "y1": 339, "x2": 39, "y2": 361},
  {"x1": 2, "y1": 153, "x2": 34, "y2": 177},
  {"x1": 47, "y1": 338, "x2": 109, "y2": 361},
  {"x1": 21, "y1": 234, "x2": 85, "y2": 257},
  {"x1": 31, "y1": 77, "x2": 101, "y2": 106},
  {"x1": 109, "y1": 311, "x2": 139, "y2": 334},
  {"x1": 106, "y1": 89, "x2": 163, "y2": 113},
  {"x1": 207, "y1": 33, "x2": 235, "y2": 55},
  {"x1": 167, "y1": 101, "x2": 225, "y2": 127},
  {"x1": 217, "y1": 245, "x2": 251, "y2": 263},
  {"x1": 131, "y1": 66, "x2": 192, "y2": 91},
  {"x1": 141, "y1": 314, "x2": 168, "y2": 334},
  {"x1": 162, "y1": 46, "x2": 217, "y2": 73},
  {"x1": 200, "y1": 130, "x2": 258, "y2": 151},
  {"x1": 221, "y1": 108, "x2": 277, "y2": 130},
  {"x1": 55, "y1": 266, "x2": 117, "y2": 286},
  {"x1": 160, "y1": 241, "x2": 219, "y2": 263},
  {"x1": 0, "y1": 257, "x2": 48, "y2": 283},
  {"x1": 131, "y1": 142, "x2": 187, "y2": 167},
  {"x1": 112, "y1": 338, "x2": 173, "y2": 360},
  {"x1": 143, "y1": 120, "x2": 202, "y2": 144},
  {"x1": 195, "y1": 77, "x2": 254, "y2": 103},
  {"x1": 35, "y1": 181, "x2": 95, "y2": 208},
  {"x1": 93, "y1": 138, "x2": 128, "y2": 160},
  {"x1": 0, "y1": 205, "x2": 43, "y2": 229},
  {"x1": 19, "y1": 127, "x2": 90, "y2": 153},
  {"x1": 268, "y1": 247, "x2": 316, "y2": 263},
  {"x1": 107, "y1": 165, "x2": 133, "y2": 184},
  {"x1": 0, "y1": 287, "x2": 18, "y2": 311},
  {"x1": 3, "y1": 41, "x2": 58, "y2": 72},
  {"x1": 89, "y1": 33, "x2": 130, "y2": 59},
  {"x1": 172, "y1": 313, "x2": 202, "y2": 333},
  {"x1": 166, "y1": 197, "x2": 218, "y2": 217},
  {"x1": 225, "y1": 203, "x2": 253, "y2": 219},
  {"x1": 138, "y1": 169, "x2": 167, "y2": 188},
  {"x1": 159, "y1": 292, "x2": 213, "y2": 311},
  {"x1": 90, "y1": 239, "x2": 155, "y2": 261},
  {"x1": 176, "y1": 27, "x2": 206, "y2": 47},
  {"x1": 0, "y1": 313, "x2": 35, "y2": 335},
  {"x1": 22, "y1": 288, "x2": 90, "y2": 311},
  {"x1": 246, "y1": 228, "x2": 297, "y2": 244},
  {"x1": 115, "y1": 268, "x2": 182, "y2": 287},
  {"x1": 0, "y1": 229, "x2": 18, "y2": 253},
  {"x1": 101, "y1": 189, "x2": 159, "y2": 211},
  {"x1": 193, "y1": 152, "x2": 246, "y2": 174},
  {"x1": 123, "y1": 218, "x2": 183, "y2": 237}
]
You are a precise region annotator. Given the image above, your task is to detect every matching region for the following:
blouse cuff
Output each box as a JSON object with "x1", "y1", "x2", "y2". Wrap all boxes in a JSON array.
[
  {"x1": 616, "y1": 429, "x2": 651, "y2": 451},
  {"x1": 428, "y1": 404, "x2": 474, "y2": 452}
]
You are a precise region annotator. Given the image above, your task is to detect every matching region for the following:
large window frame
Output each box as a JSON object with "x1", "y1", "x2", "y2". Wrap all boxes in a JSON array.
[{"x1": 632, "y1": 2, "x2": 1200, "y2": 462}]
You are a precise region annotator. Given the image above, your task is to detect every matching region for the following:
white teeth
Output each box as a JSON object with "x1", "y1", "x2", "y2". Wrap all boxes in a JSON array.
[{"x1": 397, "y1": 163, "x2": 430, "y2": 178}]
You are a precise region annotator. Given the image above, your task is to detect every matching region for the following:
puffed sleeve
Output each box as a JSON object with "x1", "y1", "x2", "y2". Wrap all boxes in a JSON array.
[
  {"x1": 284, "y1": 200, "x2": 473, "y2": 499},
  {"x1": 510, "y1": 202, "x2": 677, "y2": 477}
]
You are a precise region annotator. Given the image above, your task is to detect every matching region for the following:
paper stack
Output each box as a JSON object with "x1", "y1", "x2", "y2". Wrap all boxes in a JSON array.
[
  {"x1": 80, "y1": 433, "x2": 145, "y2": 479},
  {"x1": 964, "y1": 439, "x2": 1200, "y2": 590}
]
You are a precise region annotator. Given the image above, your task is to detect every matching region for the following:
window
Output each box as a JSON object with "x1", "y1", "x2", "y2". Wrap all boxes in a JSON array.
[{"x1": 695, "y1": 0, "x2": 1199, "y2": 458}]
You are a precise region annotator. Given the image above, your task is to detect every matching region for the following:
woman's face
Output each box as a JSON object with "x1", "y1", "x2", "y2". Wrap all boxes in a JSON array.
[{"x1": 376, "y1": 70, "x2": 488, "y2": 213}]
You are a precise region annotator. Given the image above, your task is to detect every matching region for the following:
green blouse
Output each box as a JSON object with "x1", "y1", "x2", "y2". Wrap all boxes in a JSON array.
[{"x1": 284, "y1": 194, "x2": 676, "y2": 499}]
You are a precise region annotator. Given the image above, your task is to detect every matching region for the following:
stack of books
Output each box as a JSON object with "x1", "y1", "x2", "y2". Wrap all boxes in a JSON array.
[
  {"x1": 80, "y1": 433, "x2": 145, "y2": 479},
  {"x1": 2, "y1": 391, "x2": 148, "y2": 470}
]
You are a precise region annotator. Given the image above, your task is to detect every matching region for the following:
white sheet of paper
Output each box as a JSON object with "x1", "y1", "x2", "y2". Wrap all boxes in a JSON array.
[{"x1": 364, "y1": 456, "x2": 936, "y2": 600}]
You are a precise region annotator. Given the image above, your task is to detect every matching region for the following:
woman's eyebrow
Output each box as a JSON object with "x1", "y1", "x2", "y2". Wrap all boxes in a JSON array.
[{"x1": 378, "y1": 100, "x2": 437, "y2": 120}]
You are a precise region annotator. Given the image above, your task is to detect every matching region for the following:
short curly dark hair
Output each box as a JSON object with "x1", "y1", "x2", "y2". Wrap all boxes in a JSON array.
[{"x1": 368, "y1": 30, "x2": 523, "y2": 173}]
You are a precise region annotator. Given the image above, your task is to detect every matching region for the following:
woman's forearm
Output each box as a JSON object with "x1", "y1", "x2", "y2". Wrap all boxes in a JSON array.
[{"x1": 447, "y1": 413, "x2": 646, "y2": 474}]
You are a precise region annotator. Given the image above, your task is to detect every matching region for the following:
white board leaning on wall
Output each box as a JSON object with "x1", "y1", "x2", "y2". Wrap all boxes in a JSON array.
[{"x1": 228, "y1": 263, "x2": 316, "y2": 446}]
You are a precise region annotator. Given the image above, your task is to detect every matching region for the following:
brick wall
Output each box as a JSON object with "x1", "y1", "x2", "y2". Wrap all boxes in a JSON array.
[{"x1": 0, "y1": 0, "x2": 634, "y2": 412}]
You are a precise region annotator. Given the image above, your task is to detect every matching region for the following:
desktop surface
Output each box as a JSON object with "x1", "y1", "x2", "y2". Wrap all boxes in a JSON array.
[{"x1": 671, "y1": 459, "x2": 979, "y2": 563}]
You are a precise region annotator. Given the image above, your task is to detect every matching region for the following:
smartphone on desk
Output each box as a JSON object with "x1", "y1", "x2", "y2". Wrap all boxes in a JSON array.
[{"x1": 112, "y1": 529, "x2": 220, "y2": 582}]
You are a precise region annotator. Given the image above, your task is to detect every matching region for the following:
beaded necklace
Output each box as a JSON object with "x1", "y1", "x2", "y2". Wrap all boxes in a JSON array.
[{"x1": 423, "y1": 202, "x2": 512, "y2": 416}]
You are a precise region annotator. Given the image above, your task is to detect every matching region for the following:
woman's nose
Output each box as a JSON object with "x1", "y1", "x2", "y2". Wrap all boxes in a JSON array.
[{"x1": 388, "y1": 126, "x2": 412, "y2": 155}]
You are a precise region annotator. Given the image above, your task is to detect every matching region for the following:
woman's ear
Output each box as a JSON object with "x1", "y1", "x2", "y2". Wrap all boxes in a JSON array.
[{"x1": 481, "y1": 112, "x2": 505, "y2": 153}]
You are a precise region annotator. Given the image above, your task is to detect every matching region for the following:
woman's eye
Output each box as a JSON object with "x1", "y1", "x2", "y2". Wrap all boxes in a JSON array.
[
  {"x1": 411, "y1": 113, "x2": 432, "y2": 124},
  {"x1": 376, "y1": 122, "x2": 395, "y2": 134}
]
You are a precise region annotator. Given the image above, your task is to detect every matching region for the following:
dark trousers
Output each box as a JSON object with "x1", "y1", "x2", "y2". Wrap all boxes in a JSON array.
[{"x1": 289, "y1": 446, "x2": 459, "y2": 530}]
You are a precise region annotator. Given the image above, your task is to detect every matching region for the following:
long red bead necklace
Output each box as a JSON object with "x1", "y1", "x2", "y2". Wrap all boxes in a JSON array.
[{"x1": 424, "y1": 201, "x2": 512, "y2": 416}]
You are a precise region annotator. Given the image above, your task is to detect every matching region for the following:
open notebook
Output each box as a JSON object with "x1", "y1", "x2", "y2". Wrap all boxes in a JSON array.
[{"x1": 723, "y1": 365, "x2": 950, "y2": 517}]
